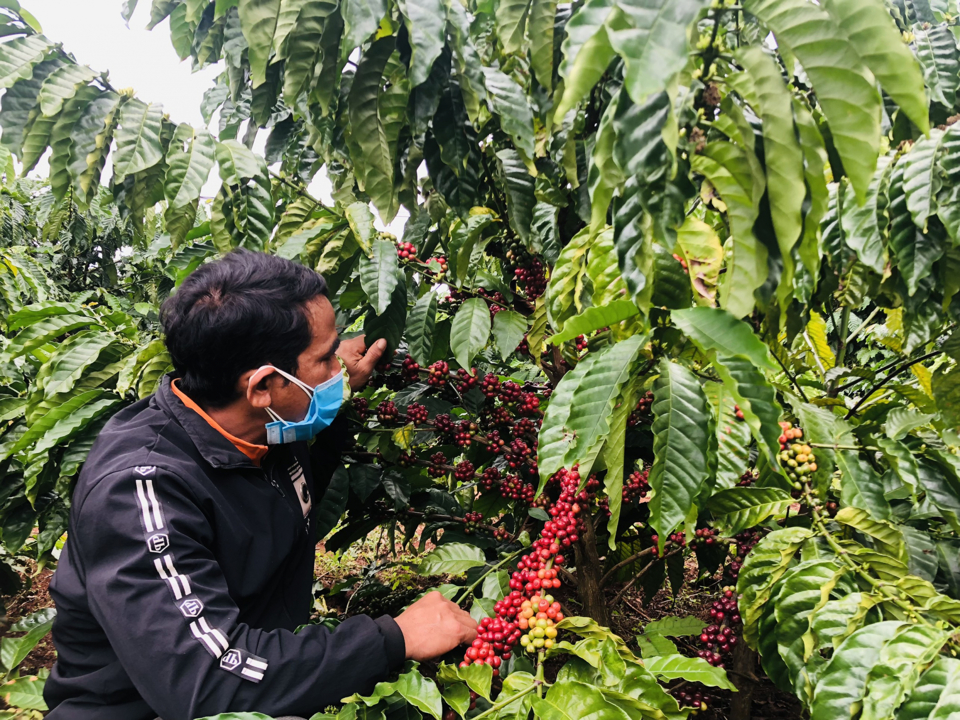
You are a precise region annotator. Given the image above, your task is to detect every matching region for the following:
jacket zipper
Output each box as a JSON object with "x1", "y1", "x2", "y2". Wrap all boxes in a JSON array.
[
  {"x1": 262, "y1": 465, "x2": 285, "y2": 497},
  {"x1": 265, "y1": 460, "x2": 307, "y2": 533}
]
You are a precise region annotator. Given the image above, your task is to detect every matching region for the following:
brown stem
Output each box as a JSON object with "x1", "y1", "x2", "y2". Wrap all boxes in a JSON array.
[
  {"x1": 729, "y1": 641, "x2": 758, "y2": 720},
  {"x1": 573, "y1": 509, "x2": 611, "y2": 626},
  {"x1": 600, "y1": 546, "x2": 657, "y2": 587},
  {"x1": 612, "y1": 548, "x2": 683, "y2": 607}
]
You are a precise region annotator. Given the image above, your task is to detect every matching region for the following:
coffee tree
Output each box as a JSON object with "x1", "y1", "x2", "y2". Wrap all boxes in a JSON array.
[{"x1": 1, "y1": 0, "x2": 960, "y2": 717}]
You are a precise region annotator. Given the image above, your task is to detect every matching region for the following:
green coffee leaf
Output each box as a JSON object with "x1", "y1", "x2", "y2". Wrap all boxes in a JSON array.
[
  {"x1": 449, "y1": 298, "x2": 491, "y2": 370},
  {"x1": 419, "y1": 543, "x2": 485, "y2": 575},
  {"x1": 648, "y1": 360, "x2": 710, "y2": 551}
]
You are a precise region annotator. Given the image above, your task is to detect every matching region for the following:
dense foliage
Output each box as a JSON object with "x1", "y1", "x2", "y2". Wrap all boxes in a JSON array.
[{"x1": 1, "y1": 0, "x2": 960, "y2": 717}]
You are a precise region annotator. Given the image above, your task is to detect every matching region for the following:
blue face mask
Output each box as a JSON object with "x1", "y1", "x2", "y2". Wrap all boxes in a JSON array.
[{"x1": 259, "y1": 366, "x2": 345, "y2": 445}]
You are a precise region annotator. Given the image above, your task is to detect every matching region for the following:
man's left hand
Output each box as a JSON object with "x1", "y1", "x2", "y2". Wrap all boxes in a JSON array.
[{"x1": 337, "y1": 335, "x2": 389, "y2": 391}]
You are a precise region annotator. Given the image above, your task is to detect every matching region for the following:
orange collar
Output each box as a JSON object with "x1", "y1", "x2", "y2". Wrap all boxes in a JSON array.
[{"x1": 171, "y1": 379, "x2": 269, "y2": 466}]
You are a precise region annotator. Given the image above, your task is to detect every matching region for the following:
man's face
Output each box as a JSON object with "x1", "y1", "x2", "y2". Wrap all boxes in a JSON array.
[{"x1": 269, "y1": 296, "x2": 341, "y2": 422}]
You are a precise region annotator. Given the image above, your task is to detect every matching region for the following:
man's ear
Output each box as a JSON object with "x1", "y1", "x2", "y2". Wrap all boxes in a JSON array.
[{"x1": 241, "y1": 367, "x2": 277, "y2": 409}]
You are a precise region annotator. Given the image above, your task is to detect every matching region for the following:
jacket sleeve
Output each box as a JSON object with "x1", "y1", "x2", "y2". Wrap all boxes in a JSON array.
[{"x1": 73, "y1": 465, "x2": 405, "y2": 720}]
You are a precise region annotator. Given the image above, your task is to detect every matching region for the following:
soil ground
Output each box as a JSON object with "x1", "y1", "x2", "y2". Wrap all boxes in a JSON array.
[
  {"x1": 2, "y1": 562, "x2": 56, "y2": 677},
  {"x1": 2, "y1": 542, "x2": 804, "y2": 719}
]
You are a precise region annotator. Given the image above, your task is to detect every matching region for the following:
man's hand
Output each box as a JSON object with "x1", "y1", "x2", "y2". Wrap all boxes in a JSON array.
[
  {"x1": 393, "y1": 591, "x2": 478, "y2": 661},
  {"x1": 337, "y1": 335, "x2": 389, "y2": 391}
]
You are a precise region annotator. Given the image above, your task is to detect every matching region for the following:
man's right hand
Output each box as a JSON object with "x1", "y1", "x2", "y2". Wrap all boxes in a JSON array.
[{"x1": 393, "y1": 591, "x2": 478, "y2": 661}]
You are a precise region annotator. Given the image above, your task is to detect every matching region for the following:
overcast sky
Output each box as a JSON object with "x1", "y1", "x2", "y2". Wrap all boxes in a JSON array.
[
  {"x1": 23, "y1": 0, "x2": 408, "y2": 232},
  {"x1": 28, "y1": 0, "x2": 218, "y2": 127}
]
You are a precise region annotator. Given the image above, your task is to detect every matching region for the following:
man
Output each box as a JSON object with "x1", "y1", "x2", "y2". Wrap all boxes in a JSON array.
[{"x1": 45, "y1": 250, "x2": 477, "y2": 720}]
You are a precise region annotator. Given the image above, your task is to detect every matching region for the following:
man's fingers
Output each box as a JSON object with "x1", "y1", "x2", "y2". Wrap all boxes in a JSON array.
[
  {"x1": 359, "y1": 338, "x2": 389, "y2": 372},
  {"x1": 455, "y1": 615, "x2": 478, "y2": 642},
  {"x1": 451, "y1": 607, "x2": 477, "y2": 632}
]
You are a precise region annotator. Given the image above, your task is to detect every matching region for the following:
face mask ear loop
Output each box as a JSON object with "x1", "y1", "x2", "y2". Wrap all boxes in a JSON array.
[
  {"x1": 264, "y1": 407, "x2": 284, "y2": 422},
  {"x1": 270, "y1": 367, "x2": 316, "y2": 397}
]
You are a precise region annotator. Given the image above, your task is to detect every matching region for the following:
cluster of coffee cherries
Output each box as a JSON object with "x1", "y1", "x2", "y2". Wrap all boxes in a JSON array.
[
  {"x1": 476, "y1": 289, "x2": 508, "y2": 318},
  {"x1": 513, "y1": 257, "x2": 547, "y2": 299},
  {"x1": 696, "y1": 588, "x2": 741, "y2": 667},
  {"x1": 352, "y1": 396, "x2": 369, "y2": 421},
  {"x1": 516, "y1": 594, "x2": 563, "y2": 654},
  {"x1": 433, "y1": 414, "x2": 479, "y2": 448},
  {"x1": 481, "y1": 469, "x2": 536, "y2": 504},
  {"x1": 460, "y1": 468, "x2": 585, "y2": 672},
  {"x1": 628, "y1": 391, "x2": 655, "y2": 427},
  {"x1": 498, "y1": 381, "x2": 522, "y2": 403},
  {"x1": 480, "y1": 373, "x2": 500, "y2": 398},
  {"x1": 650, "y1": 531, "x2": 688, "y2": 550},
  {"x1": 724, "y1": 529, "x2": 764, "y2": 581},
  {"x1": 427, "y1": 360, "x2": 450, "y2": 387},
  {"x1": 778, "y1": 421, "x2": 816, "y2": 492},
  {"x1": 575, "y1": 335, "x2": 589, "y2": 353},
  {"x1": 598, "y1": 467, "x2": 651, "y2": 516},
  {"x1": 376, "y1": 400, "x2": 399, "y2": 424},
  {"x1": 427, "y1": 255, "x2": 449, "y2": 276},
  {"x1": 428, "y1": 452, "x2": 449, "y2": 478},
  {"x1": 406, "y1": 402, "x2": 430, "y2": 425},
  {"x1": 623, "y1": 467, "x2": 651, "y2": 502},
  {"x1": 455, "y1": 368, "x2": 478, "y2": 394},
  {"x1": 400, "y1": 356, "x2": 421, "y2": 384},
  {"x1": 737, "y1": 469, "x2": 756, "y2": 487},
  {"x1": 670, "y1": 685, "x2": 713, "y2": 713},
  {"x1": 463, "y1": 511, "x2": 484, "y2": 534},
  {"x1": 461, "y1": 616, "x2": 518, "y2": 676},
  {"x1": 453, "y1": 460, "x2": 475, "y2": 482},
  {"x1": 734, "y1": 404, "x2": 744, "y2": 421},
  {"x1": 396, "y1": 240, "x2": 417, "y2": 261},
  {"x1": 692, "y1": 527, "x2": 718, "y2": 546}
]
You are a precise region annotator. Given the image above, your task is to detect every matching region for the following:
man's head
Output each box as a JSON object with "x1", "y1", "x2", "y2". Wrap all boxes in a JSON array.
[{"x1": 161, "y1": 250, "x2": 340, "y2": 421}]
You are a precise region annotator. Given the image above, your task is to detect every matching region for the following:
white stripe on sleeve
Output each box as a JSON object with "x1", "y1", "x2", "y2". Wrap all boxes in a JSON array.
[
  {"x1": 162, "y1": 554, "x2": 191, "y2": 597},
  {"x1": 135, "y1": 480, "x2": 155, "y2": 533},
  {"x1": 154, "y1": 557, "x2": 183, "y2": 600},
  {"x1": 241, "y1": 668, "x2": 265, "y2": 681},
  {"x1": 198, "y1": 618, "x2": 230, "y2": 652},
  {"x1": 190, "y1": 622, "x2": 223, "y2": 657},
  {"x1": 246, "y1": 658, "x2": 268, "y2": 670},
  {"x1": 210, "y1": 628, "x2": 229, "y2": 652},
  {"x1": 145, "y1": 479, "x2": 164, "y2": 530}
]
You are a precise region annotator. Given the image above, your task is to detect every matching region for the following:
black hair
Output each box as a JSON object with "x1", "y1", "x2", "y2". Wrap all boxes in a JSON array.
[{"x1": 161, "y1": 249, "x2": 329, "y2": 407}]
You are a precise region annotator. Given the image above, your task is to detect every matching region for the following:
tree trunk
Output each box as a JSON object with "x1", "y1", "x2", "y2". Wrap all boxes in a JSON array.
[
  {"x1": 729, "y1": 640, "x2": 758, "y2": 720},
  {"x1": 573, "y1": 511, "x2": 611, "y2": 626}
]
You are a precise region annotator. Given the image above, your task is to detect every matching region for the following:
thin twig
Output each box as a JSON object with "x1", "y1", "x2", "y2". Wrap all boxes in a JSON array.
[
  {"x1": 612, "y1": 548, "x2": 683, "y2": 607},
  {"x1": 455, "y1": 549, "x2": 525, "y2": 605},
  {"x1": 828, "y1": 307, "x2": 852, "y2": 397},
  {"x1": 844, "y1": 350, "x2": 941, "y2": 419},
  {"x1": 809, "y1": 443, "x2": 879, "y2": 452},
  {"x1": 269, "y1": 170, "x2": 330, "y2": 211},
  {"x1": 803, "y1": 330, "x2": 828, "y2": 376},
  {"x1": 845, "y1": 306, "x2": 881, "y2": 345},
  {"x1": 600, "y1": 546, "x2": 657, "y2": 587},
  {"x1": 834, "y1": 321, "x2": 956, "y2": 394},
  {"x1": 770, "y1": 344, "x2": 809, "y2": 402},
  {"x1": 470, "y1": 683, "x2": 540, "y2": 720}
]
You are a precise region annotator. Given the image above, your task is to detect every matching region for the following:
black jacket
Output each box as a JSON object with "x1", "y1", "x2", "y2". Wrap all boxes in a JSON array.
[{"x1": 44, "y1": 376, "x2": 404, "y2": 720}]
